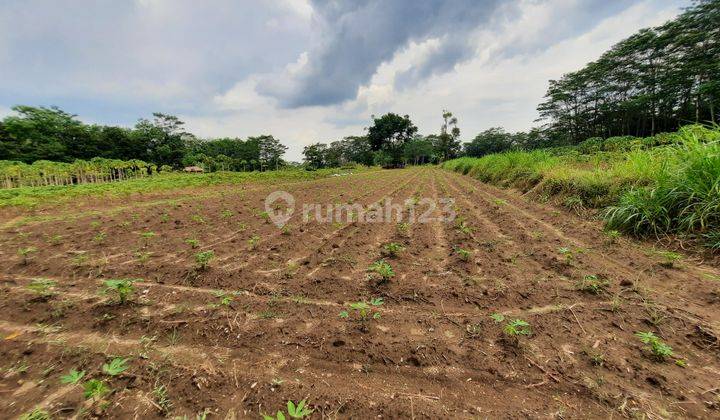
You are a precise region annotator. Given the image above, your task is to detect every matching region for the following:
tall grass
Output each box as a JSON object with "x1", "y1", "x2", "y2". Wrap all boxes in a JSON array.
[{"x1": 443, "y1": 125, "x2": 720, "y2": 246}]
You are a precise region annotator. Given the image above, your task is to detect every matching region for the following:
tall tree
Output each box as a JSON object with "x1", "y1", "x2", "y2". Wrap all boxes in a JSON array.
[{"x1": 367, "y1": 113, "x2": 418, "y2": 166}]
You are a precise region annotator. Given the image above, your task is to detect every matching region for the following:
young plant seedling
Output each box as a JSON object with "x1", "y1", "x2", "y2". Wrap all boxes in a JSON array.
[
  {"x1": 657, "y1": 251, "x2": 682, "y2": 268},
  {"x1": 83, "y1": 379, "x2": 110, "y2": 400},
  {"x1": 396, "y1": 222, "x2": 410, "y2": 236},
  {"x1": 191, "y1": 214, "x2": 206, "y2": 224},
  {"x1": 194, "y1": 250, "x2": 215, "y2": 270},
  {"x1": 381, "y1": 242, "x2": 405, "y2": 258},
  {"x1": 604, "y1": 229, "x2": 621, "y2": 244},
  {"x1": 18, "y1": 246, "x2": 38, "y2": 265},
  {"x1": 185, "y1": 238, "x2": 200, "y2": 248},
  {"x1": 102, "y1": 357, "x2": 129, "y2": 376},
  {"x1": 153, "y1": 383, "x2": 172, "y2": 414},
  {"x1": 60, "y1": 369, "x2": 85, "y2": 385},
  {"x1": 259, "y1": 211, "x2": 271, "y2": 223},
  {"x1": 160, "y1": 213, "x2": 170, "y2": 223},
  {"x1": 248, "y1": 235, "x2": 260, "y2": 250},
  {"x1": 281, "y1": 224, "x2": 291, "y2": 235},
  {"x1": 340, "y1": 298, "x2": 384, "y2": 322},
  {"x1": 490, "y1": 313, "x2": 505, "y2": 323},
  {"x1": 367, "y1": 260, "x2": 395, "y2": 283},
  {"x1": 26, "y1": 278, "x2": 57, "y2": 298},
  {"x1": 134, "y1": 251, "x2": 151, "y2": 265},
  {"x1": 576, "y1": 274, "x2": 610, "y2": 295},
  {"x1": 504, "y1": 319, "x2": 531, "y2": 337},
  {"x1": 635, "y1": 331, "x2": 673, "y2": 362},
  {"x1": 48, "y1": 234, "x2": 63, "y2": 245},
  {"x1": 102, "y1": 279, "x2": 135, "y2": 304},
  {"x1": 262, "y1": 399, "x2": 313, "y2": 420},
  {"x1": 93, "y1": 232, "x2": 107, "y2": 244},
  {"x1": 221, "y1": 209, "x2": 234, "y2": 219},
  {"x1": 456, "y1": 221, "x2": 473, "y2": 236},
  {"x1": 454, "y1": 246, "x2": 472, "y2": 262},
  {"x1": 558, "y1": 247, "x2": 574, "y2": 265}
]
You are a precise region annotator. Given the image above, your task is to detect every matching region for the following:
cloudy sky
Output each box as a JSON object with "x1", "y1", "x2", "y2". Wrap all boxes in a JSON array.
[{"x1": 0, "y1": 0, "x2": 688, "y2": 161}]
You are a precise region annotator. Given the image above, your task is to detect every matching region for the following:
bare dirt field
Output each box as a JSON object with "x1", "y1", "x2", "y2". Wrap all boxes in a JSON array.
[{"x1": 2, "y1": 167, "x2": 720, "y2": 419}]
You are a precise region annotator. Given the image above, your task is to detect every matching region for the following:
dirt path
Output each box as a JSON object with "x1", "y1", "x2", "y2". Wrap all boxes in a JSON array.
[{"x1": 1, "y1": 167, "x2": 719, "y2": 419}]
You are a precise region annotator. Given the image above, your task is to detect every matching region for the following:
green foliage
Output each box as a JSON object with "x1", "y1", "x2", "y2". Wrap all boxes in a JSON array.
[
  {"x1": 18, "y1": 408, "x2": 51, "y2": 420},
  {"x1": 503, "y1": 319, "x2": 531, "y2": 336},
  {"x1": 185, "y1": 238, "x2": 200, "y2": 248},
  {"x1": 102, "y1": 279, "x2": 135, "y2": 304},
  {"x1": 490, "y1": 313, "x2": 505, "y2": 323},
  {"x1": 576, "y1": 275, "x2": 610, "y2": 295},
  {"x1": 102, "y1": 357, "x2": 129, "y2": 376},
  {"x1": 248, "y1": 235, "x2": 260, "y2": 250},
  {"x1": 368, "y1": 259, "x2": 395, "y2": 282},
  {"x1": 635, "y1": 331, "x2": 673, "y2": 361},
  {"x1": 17, "y1": 246, "x2": 37, "y2": 264},
  {"x1": 27, "y1": 278, "x2": 56, "y2": 297},
  {"x1": 382, "y1": 242, "x2": 405, "y2": 257},
  {"x1": 83, "y1": 379, "x2": 110, "y2": 399},
  {"x1": 263, "y1": 400, "x2": 313, "y2": 419},
  {"x1": 60, "y1": 369, "x2": 85, "y2": 385},
  {"x1": 454, "y1": 246, "x2": 471, "y2": 261},
  {"x1": 340, "y1": 298, "x2": 384, "y2": 322},
  {"x1": 194, "y1": 250, "x2": 215, "y2": 270}
]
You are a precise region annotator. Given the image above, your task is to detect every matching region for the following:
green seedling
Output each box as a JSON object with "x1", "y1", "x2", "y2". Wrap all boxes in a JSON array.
[
  {"x1": 503, "y1": 319, "x2": 531, "y2": 336},
  {"x1": 490, "y1": 313, "x2": 505, "y2": 323},
  {"x1": 194, "y1": 250, "x2": 215, "y2": 270},
  {"x1": 657, "y1": 251, "x2": 682, "y2": 268},
  {"x1": 94, "y1": 232, "x2": 107, "y2": 243},
  {"x1": 576, "y1": 274, "x2": 610, "y2": 295},
  {"x1": 160, "y1": 213, "x2": 170, "y2": 223},
  {"x1": 340, "y1": 298, "x2": 384, "y2": 322},
  {"x1": 454, "y1": 246, "x2": 472, "y2": 261},
  {"x1": 153, "y1": 383, "x2": 172, "y2": 414},
  {"x1": 248, "y1": 235, "x2": 260, "y2": 250},
  {"x1": 185, "y1": 238, "x2": 200, "y2": 248},
  {"x1": 102, "y1": 357, "x2": 129, "y2": 376},
  {"x1": 18, "y1": 246, "x2": 38, "y2": 265},
  {"x1": 60, "y1": 369, "x2": 85, "y2": 385},
  {"x1": 368, "y1": 259, "x2": 395, "y2": 282},
  {"x1": 259, "y1": 211, "x2": 270, "y2": 222},
  {"x1": 604, "y1": 229, "x2": 621, "y2": 244},
  {"x1": 635, "y1": 331, "x2": 673, "y2": 361},
  {"x1": 48, "y1": 234, "x2": 63, "y2": 245},
  {"x1": 558, "y1": 247, "x2": 574, "y2": 264},
  {"x1": 83, "y1": 379, "x2": 110, "y2": 400},
  {"x1": 18, "y1": 408, "x2": 51, "y2": 420},
  {"x1": 263, "y1": 399, "x2": 313, "y2": 420},
  {"x1": 102, "y1": 279, "x2": 135, "y2": 304},
  {"x1": 221, "y1": 209, "x2": 234, "y2": 219},
  {"x1": 382, "y1": 242, "x2": 405, "y2": 257},
  {"x1": 396, "y1": 222, "x2": 410, "y2": 235},
  {"x1": 134, "y1": 251, "x2": 151, "y2": 265},
  {"x1": 191, "y1": 214, "x2": 205, "y2": 224},
  {"x1": 281, "y1": 225, "x2": 291, "y2": 235},
  {"x1": 27, "y1": 278, "x2": 56, "y2": 297},
  {"x1": 213, "y1": 290, "x2": 239, "y2": 307},
  {"x1": 456, "y1": 221, "x2": 473, "y2": 236},
  {"x1": 90, "y1": 221, "x2": 102, "y2": 229}
]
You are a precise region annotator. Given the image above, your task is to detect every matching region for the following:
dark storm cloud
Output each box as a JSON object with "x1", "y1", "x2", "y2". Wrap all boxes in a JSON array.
[{"x1": 257, "y1": 0, "x2": 507, "y2": 108}]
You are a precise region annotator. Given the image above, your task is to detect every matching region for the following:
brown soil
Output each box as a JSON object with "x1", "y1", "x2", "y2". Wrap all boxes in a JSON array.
[{"x1": 1, "y1": 167, "x2": 720, "y2": 419}]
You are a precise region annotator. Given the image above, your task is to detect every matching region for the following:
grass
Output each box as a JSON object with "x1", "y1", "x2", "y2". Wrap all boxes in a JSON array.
[
  {"x1": 444, "y1": 125, "x2": 720, "y2": 247},
  {"x1": 0, "y1": 167, "x2": 374, "y2": 208}
]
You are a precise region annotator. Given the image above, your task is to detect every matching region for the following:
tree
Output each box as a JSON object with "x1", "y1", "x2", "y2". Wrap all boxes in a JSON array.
[
  {"x1": 134, "y1": 113, "x2": 187, "y2": 168},
  {"x1": 367, "y1": 113, "x2": 418, "y2": 166},
  {"x1": 464, "y1": 128, "x2": 516, "y2": 157},
  {"x1": 403, "y1": 136, "x2": 435, "y2": 164},
  {"x1": 256, "y1": 135, "x2": 287, "y2": 170},
  {"x1": 434, "y1": 110, "x2": 462, "y2": 162},
  {"x1": 302, "y1": 143, "x2": 328, "y2": 169}
]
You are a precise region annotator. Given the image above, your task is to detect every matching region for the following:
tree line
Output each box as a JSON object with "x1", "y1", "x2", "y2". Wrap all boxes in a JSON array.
[
  {"x1": 0, "y1": 106, "x2": 287, "y2": 171},
  {"x1": 537, "y1": 0, "x2": 719, "y2": 144}
]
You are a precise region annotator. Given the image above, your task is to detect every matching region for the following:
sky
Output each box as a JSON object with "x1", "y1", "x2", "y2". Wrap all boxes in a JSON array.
[{"x1": 0, "y1": 0, "x2": 689, "y2": 161}]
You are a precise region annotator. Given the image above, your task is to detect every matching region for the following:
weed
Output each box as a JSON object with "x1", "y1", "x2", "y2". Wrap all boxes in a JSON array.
[
  {"x1": 490, "y1": 313, "x2": 505, "y2": 323},
  {"x1": 368, "y1": 259, "x2": 395, "y2": 282},
  {"x1": 221, "y1": 209, "x2": 234, "y2": 218},
  {"x1": 134, "y1": 251, "x2": 152, "y2": 265},
  {"x1": 18, "y1": 246, "x2": 38, "y2": 264},
  {"x1": 635, "y1": 331, "x2": 673, "y2": 361},
  {"x1": 494, "y1": 198, "x2": 508, "y2": 206},
  {"x1": 94, "y1": 232, "x2": 107, "y2": 243},
  {"x1": 263, "y1": 399, "x2": 313, "y2": 420},
  {"x1": 248, "y1": 235, "x2": 260, "y2": 250},
  {"x1": 60, "y1": 369, "x2": 85, "y2": 385},
  {"x1": 185, "y1": 238, "x2": 200, "y2": 248},
  {"x1": 153, "y1": 383, "x2": 173, "y2": 414},
  {"x1": 604, "y1": 229, "x2": 622, "y2": 244},
  {"x1": 576, "y1": 274, "x2": 610, "y2": 295},
  {"x1": 102, "y1": 279, "x2": 135, "y2": 304},
  {"x1": 194, "y1": 250, "x2": 215, "y2": 270},
  {"x1": 27, "y1": 278, "x2": 56, "y2": 298},
  {"x1": 381, "y1": 242, "x2": 405, "y2": 257},
  {"x1": 83, "y1": 379, "x2": 110, "y2": 400},
  {"x1": 102, "y1": 357, "x2": 129, "y2": 376},
  {"x1": 18, "y1": 408, "x2": 51, "y2": 420},
  {"x1": 657, "y1": 250, "x2": 682, "y2": 268},
  {"x1": 563, "y1": 196, "x2": 584, "y2": 213},
  {"x1": 454, "y1": 246, "x2": 472, "y2": 261},
  {"x1": 396, "y1": 222, "x2": 410, "y2": 235}
]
